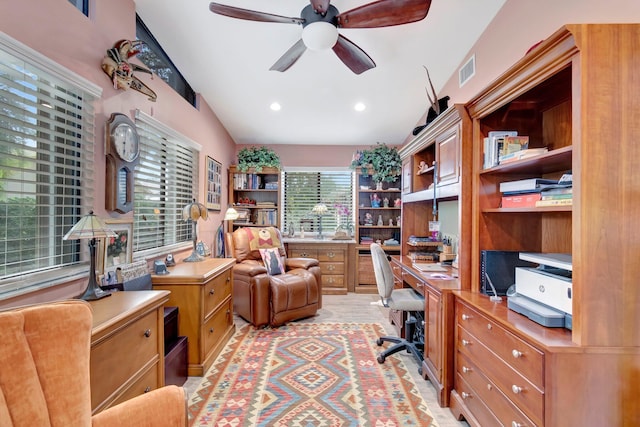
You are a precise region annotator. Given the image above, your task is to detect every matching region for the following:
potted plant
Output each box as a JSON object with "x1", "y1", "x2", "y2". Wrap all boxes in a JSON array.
[
  {"x1": 350, "y1": 143, "x2": 401, "y2": 186},
  {"x1": 237, "y1": 146, "x2": 281, "y2": 172}
]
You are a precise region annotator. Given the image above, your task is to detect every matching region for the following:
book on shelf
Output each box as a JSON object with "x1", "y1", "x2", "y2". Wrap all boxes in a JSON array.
[
  {"x1": 501, "y1": 193, "x2": 542, "y2": 208},
  {"x1": 499, "y1": 147, "x2": 548, "y2": 164},
  {"x1": 483, "y1": 130, "x2": 518, "y2": 169},
  {"x1": 541, "y1": 193, "x2": 573, "y2": 200},
  {"x1": 540, "y1": 186, "x2": 572, "y2": 197},
  {"x1": 535, "y1": 198, "x2": 573, "y2": 207},
  {"x1": 499, "y1": 178, "x2": 557, "y2": 193}
]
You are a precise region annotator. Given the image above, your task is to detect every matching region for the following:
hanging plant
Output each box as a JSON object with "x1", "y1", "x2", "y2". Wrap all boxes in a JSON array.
[
  {"x1": 237, "y1": 146, "x2": 281, "y2": 172},
  {"x1": 350, "y1": 143, "x2": 401, "y2": 183}
]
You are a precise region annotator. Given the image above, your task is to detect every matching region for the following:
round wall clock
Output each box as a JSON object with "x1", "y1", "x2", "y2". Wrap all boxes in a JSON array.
[{"x1": 105, "y1": 113, "x2": 140, "y2": 213}]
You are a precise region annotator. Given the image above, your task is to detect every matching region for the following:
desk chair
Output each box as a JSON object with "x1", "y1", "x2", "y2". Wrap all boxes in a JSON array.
[{"x1": 370, "y1": 243, "x2": 425, "y2": 373}]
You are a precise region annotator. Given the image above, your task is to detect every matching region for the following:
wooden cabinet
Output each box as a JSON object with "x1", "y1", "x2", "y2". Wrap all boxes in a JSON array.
[
  {"x1": 287, "y1": 241, "x2": 351, "y2": 294},
  {"x1": 90, "y1": 290, "x2": 169, "y2": 414},
  {"x1": 354, "y1": 167, "x2": 402, "y2": 293},
  {"x1": 228, "y1": 165, "x2": 280, "y2": 230},
  {"x1": 450, "y1": 25, "x2": 640, "y2": 426},
  {"x1": 151, "y1": 258, "x2": 235, "y2": 376}
]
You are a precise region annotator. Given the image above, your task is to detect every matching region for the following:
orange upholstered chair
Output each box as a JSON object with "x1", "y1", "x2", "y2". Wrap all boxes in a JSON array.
[{"x1": 0, "y1": 300, "x2": 186, "y2": 427}]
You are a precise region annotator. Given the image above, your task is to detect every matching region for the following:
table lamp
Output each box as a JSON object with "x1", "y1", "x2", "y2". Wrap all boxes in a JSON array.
[
  {"x1": 311, "y1": 203, "x2": 328, "y2": 239},
  {"x1": 62, "y1": 211, "x2": 118, "y2": 301},
  {"x1": 182, "y1": 199, "x2": 209, "y2": 262}
]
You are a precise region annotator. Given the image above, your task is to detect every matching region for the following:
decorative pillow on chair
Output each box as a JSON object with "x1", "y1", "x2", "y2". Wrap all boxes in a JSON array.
[{"x1": 259, "y1": 247, "x2": 284, "y2": 275}]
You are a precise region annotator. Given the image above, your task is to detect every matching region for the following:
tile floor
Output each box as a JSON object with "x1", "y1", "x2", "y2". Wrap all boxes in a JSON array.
[{"x1": 184, "y1": 293, "x2": 469, "y2": 427}]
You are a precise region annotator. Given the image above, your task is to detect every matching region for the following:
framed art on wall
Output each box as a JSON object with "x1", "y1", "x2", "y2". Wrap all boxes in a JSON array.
[
  {"x1": 99, "y1": 219, "x2": 133, "y2": 275},
  {"x1": 206, "y1": 155, "x2": 222, "y2": 211}
]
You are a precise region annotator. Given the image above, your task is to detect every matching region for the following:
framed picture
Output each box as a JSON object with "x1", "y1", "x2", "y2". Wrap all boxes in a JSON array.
[
  {"x1": 206, "y1": 156, "x2": 222, "y2": 211},
  {"x1": 99, "y1": 219, "x2": 133, "y2": 275}
]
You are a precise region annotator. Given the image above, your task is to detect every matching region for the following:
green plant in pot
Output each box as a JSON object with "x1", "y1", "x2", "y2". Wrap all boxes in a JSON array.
[
  {"x1": 237, "y1": 146, "x2": 281, "y2": 172},
  {"x1": 350, "y1": 143, "x2": 401, "y2": 186}
]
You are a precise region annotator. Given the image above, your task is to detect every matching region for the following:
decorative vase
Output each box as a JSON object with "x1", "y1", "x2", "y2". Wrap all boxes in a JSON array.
[{"x1": 376, "y1": 182, "x2": 383, "y2": 190}]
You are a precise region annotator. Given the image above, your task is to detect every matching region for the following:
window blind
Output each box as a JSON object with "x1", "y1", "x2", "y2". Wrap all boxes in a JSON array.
[
  {"x1": 134, "y1": 111, "x2": 200, "y2": 253},
  {"x1": 0, "y1": 34, "x2": 98, "y2": 288},
  {"x1": 283, "y1": 170, "x2": 354, "y2": 235}
]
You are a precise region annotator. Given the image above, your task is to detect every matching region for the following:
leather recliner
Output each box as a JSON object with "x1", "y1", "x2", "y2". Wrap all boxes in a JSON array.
[{"x1": 225, "y1": 227, "x2": 322, "y2": 328}]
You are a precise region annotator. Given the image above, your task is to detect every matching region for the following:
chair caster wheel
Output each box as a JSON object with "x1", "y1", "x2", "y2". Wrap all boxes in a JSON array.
[
  {"x1": 376, "y1": 338, "x2": 383, "y2": 346},
  {"x1": 377, "y1": 354, "x2": 385, "y2": 364},
  {"x1": 418, "y1": 367, "x2": 423, "y2": 376}
]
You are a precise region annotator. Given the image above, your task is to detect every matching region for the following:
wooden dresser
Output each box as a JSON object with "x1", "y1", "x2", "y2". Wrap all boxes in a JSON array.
[
  {"x1": 286, "y1": 240, "x2": 354, "y2": 294},
  {"x1": 90, "y1": 290, "x2": 170, "y2": 414},
  {"x1": 151, "y1": 258, "x2": 235, "y2": 376}
]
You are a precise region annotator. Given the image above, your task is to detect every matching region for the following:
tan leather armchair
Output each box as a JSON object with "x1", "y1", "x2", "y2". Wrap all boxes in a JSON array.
[
  {"x1": 225, "y1": 227, "x2": 322, "y2": 328},
  {"x1": 0, "y1": 300, "x2": 186, "y2": 427}
]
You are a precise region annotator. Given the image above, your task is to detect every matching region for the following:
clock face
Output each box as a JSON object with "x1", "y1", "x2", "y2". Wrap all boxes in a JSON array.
[{"x1": 113, "y1": 123, "x2": 139, "y2": 162}]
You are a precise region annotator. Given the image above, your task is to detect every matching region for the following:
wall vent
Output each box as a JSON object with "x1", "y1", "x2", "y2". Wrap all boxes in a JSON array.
[{"x1": 459, "y1": 55, "x2": 476, "y2": 87}]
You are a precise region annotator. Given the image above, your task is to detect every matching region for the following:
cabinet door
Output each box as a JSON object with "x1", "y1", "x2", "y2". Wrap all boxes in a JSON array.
[
  {"x1": 436, "y1": 128, "x2": 459, "y2": 186},
  {"x1": 402, "y1": 159, "x2": 412, "y2": 194},
  {"x1": 424, "y1": 290, "x2": 442, "y2": 380}
]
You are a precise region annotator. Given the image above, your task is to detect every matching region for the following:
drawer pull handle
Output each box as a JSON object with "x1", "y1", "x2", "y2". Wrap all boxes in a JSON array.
[
  {"x1": 327, "y1": 252, "x2": 335, "y2": 258},
  {"x1": 487, "y1": 383, "x2": 493, "y2": 391},
  {"x1": 461, "y1": 392, "x2": 471, "y2": 399},
  {"x1": 461, "y1": 339, "x2": 470, "y2": 346},
  {"x1": 512, "y1": 349, "x2": 523, "y2": 358},
  {"x1": 461, "y1": 314, "x2": 471, "y2": 321},
  {"x1": 209, "y1": 289, "x2": 215, "y2": 295},
  {"x1": 144, "y1": 386, "x2": 151, "y2": 393},
  {"x1": 462, "y1": 366, "x2": 471, "y2": 373},
  {"x1": 512, "y1": 422, "x2": 525, "y2": 427},
  {"x1": 512, "y1": 385, "x2": 523, "y2": 394},
  {"x1": 226, "y1": 277, "x2": 230, "y2": 283},
  {"x1": 487, "y1": 323, "x2": 492, "y2": 330},
  {"x1": 328, "y1": 265, "x2": 335, "y2": 271},
  {"x1": 209, "y1": 327, "x2": 215, "y2": 334},
  {"x1": 144, "y1": 329, "x2": 151, "y2": 338}
]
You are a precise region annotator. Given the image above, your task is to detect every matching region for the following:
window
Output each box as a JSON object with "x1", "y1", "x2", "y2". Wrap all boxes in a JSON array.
[
  {"x1": 283, "y1": 170, "x2": 354, "y2": 235},
  {"x1": 68, "y1": 0, "x2": 88, "y2": 16},
  {"x1": 135, "y1": 15, "x2": 196, "y2": 107},
  {"x1": 133, "y1": 110, "x2": 200, "y2": 254},
  {"x1": 0, "y1": 33, "x2": 100, "y2": 295}
]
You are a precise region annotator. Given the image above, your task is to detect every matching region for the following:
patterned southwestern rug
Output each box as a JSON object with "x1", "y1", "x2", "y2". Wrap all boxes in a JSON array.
[{"x1": 188, "y1": 322, "x2": 439, "y2": 427}]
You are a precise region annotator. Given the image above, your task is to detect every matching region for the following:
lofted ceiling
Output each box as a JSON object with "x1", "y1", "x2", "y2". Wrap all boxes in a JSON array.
[{"x1": 134, "y1": 0, "x2": 505, "y2": 146}]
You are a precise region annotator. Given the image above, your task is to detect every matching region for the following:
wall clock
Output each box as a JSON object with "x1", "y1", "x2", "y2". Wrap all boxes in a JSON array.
[{"x1": 105, "y1": 113, "x2": 140, "y2": 213}]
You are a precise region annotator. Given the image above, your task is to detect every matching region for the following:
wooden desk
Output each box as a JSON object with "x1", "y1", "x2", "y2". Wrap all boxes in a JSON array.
[
  {"x1": 390, "y1": 255, "x2": 460, "y2": 407},
  {"x1": 152, "y1": 258, "x2": 235, "y2": 376},
  {"x1": 90, "y1": 290, "x2": 170, "y2": 414}
]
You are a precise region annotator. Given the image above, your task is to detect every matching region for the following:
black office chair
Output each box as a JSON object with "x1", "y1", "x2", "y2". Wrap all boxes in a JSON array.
[{"x1": 370, "y1": 243, "x2": 425, "y2": 373}]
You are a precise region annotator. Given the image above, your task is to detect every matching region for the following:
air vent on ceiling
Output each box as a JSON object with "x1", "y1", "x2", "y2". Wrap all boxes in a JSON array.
[{"x1": 459, "y1": 55, "x2": 476, "y2": 87}]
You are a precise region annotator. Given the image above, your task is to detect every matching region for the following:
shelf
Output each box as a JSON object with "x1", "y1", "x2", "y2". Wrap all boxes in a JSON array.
[
  {"x1": 233, "y1": 188, "x2": 278, "y2": 192},
  {"x1": 416, "y1": 166, "x2": 435, "y2": 175},
  {"x1": 358, "y1": 207, "x2": 401, "y2": 210},
  {"x1": 359, "y1": 225, "x2": 400, "y2": 229},
  {"x1": 483, "y1": 206, "x2": 572, "y2": 213}
]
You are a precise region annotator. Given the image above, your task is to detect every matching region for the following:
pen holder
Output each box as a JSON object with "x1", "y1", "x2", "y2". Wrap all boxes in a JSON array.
[{"x1": 443, "y1": 244, "x2": 453, "y2": 254}]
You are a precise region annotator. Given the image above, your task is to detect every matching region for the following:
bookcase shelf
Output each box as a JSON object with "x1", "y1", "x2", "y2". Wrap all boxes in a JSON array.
[{"x1": 228, "y1": 166, "x2": 280, "y2": 230}]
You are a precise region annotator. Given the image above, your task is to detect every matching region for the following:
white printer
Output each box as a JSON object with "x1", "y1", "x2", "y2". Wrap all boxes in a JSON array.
[{"x1": 507, "y1": 252, "x2": 572, "y2": 329}]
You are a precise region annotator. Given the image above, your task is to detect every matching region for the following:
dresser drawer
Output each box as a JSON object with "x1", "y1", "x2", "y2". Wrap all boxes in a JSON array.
[
  {"x1": 204, "y1": 268, "x2": 232, "y2": 317},
  {"x1": 203, "y1": 298, "x2": 233, "y2": 357},
  {"x1": 322, "y1": 275, "x2": 345, "y2": 287},
  {"x1": 457, "y1": 325, "x2": 543, "y2": 425},
  {"x1": 455, "y1": 373, "x2": 501, "y2": 427},
  {"x1": 457, "y1": 350, "x2": 538, "y2": 427},
  {"x1": 320, "y1": 262, "x2": 344, "y2": 275},
  {"x1": 403, "y1": 272, "x2": 426, "y2": 296},
  {"x1": 290, "y1": 249, "x2": 317, "y2": 259},
  {"x1": 457, "y1": 301, "x2": 544, "y2": 388},
  {"x1": 108, "y1": 362, "x2": 159, "y2": 408},
  {"x1": 318, "y1": 248, "x2": 345, "y2": 262},
  {"x1": 91, "y1": 310, "x2": 159, "y2": 408}
]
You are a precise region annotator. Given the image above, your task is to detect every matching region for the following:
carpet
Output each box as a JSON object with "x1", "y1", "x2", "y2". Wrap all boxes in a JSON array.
[{"x1": 188, "y1": 322, "x2": 438, "y2": 427}]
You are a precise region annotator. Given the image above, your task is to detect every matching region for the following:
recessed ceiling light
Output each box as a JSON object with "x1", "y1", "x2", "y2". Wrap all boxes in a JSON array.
[
  {"x1": 354, "y1": 102, "x2": 366, "y2": 112},
  {"x1": 270, "y1": 102, "x2": 281, "y2": 111}
]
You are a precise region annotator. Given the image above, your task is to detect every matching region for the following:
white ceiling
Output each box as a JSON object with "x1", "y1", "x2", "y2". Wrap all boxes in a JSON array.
[{"x1": 134, "y1": 0, "x2": 505, "y2": 146}]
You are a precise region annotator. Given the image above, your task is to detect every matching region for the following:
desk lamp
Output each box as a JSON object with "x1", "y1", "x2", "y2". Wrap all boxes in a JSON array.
[
  {"x1": 311, "y1": 203, "x2": 328, "y2": 239},
  {"x1": 63, "y1": 211, "x2": 118, "y2": 301},
  {"x1": 182, "y1": 199, "x2": 209, "y2": 262}
]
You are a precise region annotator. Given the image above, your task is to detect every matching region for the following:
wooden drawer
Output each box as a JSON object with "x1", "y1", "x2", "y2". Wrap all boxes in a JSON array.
[
  {"x1": 457, "y1": 325, "x2": 543, "y2": 425},
  {"x1": 455, "y1": 373, "x2": 501, "y2": 427},
  {"x1": 203, "y1": 298, "x2": 233, "y2": 357},
  {"x1": 204, "y1": 267, "x2": 232, "y2": 317},
  {"x1": 457, "y1": 301, "x2": 544, "y2": 388},
  {"x1": 290, "y1": 248, "x2": 317, "y2": 258},
  {"x1": 457, "y1": 350, "x2": 538, "y2": 427},
  {"x1": 108, "y1": 363, "x2": 159, "y2": 408},
  {"x1": 402, "y1": 272, "x2": 426, "y2": 296},
  {"x1": 320, "y1": 262, "x2": 344, "y2": 275},
  {"x1": 318, "y1": 248, "x2": 344, "y2": 262},
  {"x1": 322, "y1": 274, "x2": 345, "y2": 287},
  {"x1": 91, "y1": 310, "x2": 159, "y2": 408},
  {"x1": 358, "y1": 255, "x2": 376, "y2": 285}
]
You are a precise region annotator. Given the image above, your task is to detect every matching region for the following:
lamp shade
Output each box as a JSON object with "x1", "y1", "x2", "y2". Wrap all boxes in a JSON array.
[
  {"x1": 182, "y1": 200, "x2": 208, "y2": 222},
  {"x1": 302, "y1": 22, "x2": 339, "y2": 51},
  {"x1": 311, "y1": 203, "x2": 328, "y2": 215},
  {"x1": 63, "y1": 211, "x2": 117, "y2": 241},
  {"x1": 224, "y1": 207, "x2": 240, "y2": 221}
]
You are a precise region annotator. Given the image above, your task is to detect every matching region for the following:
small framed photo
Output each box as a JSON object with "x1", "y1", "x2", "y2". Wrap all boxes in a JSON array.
[
  {"x1": 206, "y1": 156, "x2": 222, "y2": 211},
  {"x1": 99, "y1": 219, "x2": 133, "y2": 275}
]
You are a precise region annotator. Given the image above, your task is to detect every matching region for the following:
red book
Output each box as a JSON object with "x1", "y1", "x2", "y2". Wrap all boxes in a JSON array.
[{"x1": 501, "y1": 193, "x2": 541, "y2": 208}]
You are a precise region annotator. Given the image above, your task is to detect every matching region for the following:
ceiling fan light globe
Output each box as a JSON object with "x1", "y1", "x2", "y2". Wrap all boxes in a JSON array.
[{"x1": 302, "y1": 22, "x2": 338, "y2": 51}]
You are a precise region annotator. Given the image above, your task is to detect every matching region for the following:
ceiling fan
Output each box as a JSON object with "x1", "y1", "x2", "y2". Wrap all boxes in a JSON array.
[{"x1": 209, "y1": 0, "x2": 432, "y2": 74}]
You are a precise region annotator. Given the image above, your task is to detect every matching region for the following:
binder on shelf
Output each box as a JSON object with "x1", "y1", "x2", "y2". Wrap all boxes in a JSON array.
[{"x1": 499, "y1": 178, "x2": 557, "y2": 193}]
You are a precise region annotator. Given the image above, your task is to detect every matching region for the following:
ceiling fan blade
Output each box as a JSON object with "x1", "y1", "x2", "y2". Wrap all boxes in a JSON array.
[
  {"x1": 270, "y1": 39, "x2": 307, "y2": 72},
  {"x1": 336, "y1": 0, "x2": 431, "y2": 28},
  {"x1": 309, "y1": 0, "x2": 331, "y2": 15},
  {"x1": 209, "y1": 3, "x2": 304, "y2": 25},
  {"x1": 332, "y1": 34, "x2": 375, "y2": 75}
]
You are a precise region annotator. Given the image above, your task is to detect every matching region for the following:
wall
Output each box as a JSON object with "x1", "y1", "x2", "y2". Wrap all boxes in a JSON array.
[{"x1": 0, "y1": 0, "x2": 236, "y2": 307}]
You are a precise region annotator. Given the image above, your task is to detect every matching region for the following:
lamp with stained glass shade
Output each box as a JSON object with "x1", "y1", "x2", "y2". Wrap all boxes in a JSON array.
[
  {"x1": 62, "y1": 211, "x2": 118, "y2": 301},
  {"x1": 182, "y1": 199, "x2": 209, "y2": 262},
  {"x1": 311, "y1": 203, "x2": 328, "y2": 239}
]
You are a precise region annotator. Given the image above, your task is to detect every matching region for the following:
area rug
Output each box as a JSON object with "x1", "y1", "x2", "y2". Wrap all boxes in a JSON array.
[{"x1": 188, "y1": 322, "x2": 438, "y2": 427}]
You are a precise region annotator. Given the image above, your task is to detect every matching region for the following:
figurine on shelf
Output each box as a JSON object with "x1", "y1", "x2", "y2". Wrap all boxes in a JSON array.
[
  {"x1": 370, "y1": 193, "x2": 381, "y2": 208},
  {"x1": 383, "y1": 197, "x2": 389, "y2": 208},
  {"x1": 394, "y1": 198, "x2": 401, "y2": 207},
  {"x1": 388, "y1": 218, "x2": 394, "y2": 226},
  {"x1": 418, "y1": 160, "x2": 429, "y2": 174},
  {"x1": 364, "y1": 212, "x2": 373, "y2": 225},
  {"x1": 377, "y1": 215, "x2": 383, "y2": 226}
]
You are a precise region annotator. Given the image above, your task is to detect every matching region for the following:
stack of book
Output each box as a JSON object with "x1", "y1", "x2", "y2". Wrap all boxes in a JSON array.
[
  {"x1": 499, "y1": 178, "x2": 558, "y2": 208},
  {"x1": 535, "y1": 186, "x2": 573, "y2": 207},
  {"x1": 484, "y1": 131, "x2": 550, "y2": 168},
  {"x1": 360, "y1": 236, "x2": 373, "y2": 246}
]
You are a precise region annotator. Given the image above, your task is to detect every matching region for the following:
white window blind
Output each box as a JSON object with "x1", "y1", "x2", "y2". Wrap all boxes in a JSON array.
[
  {"x1": 133, "y1": 111, "x2": 200, "y2": 253},
  {"x1": 0, "y1": 33, "x2": 99, "y2": 290},
  {"x1": 283, "y1": 170, "x2": 354, "y2": 235}
]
